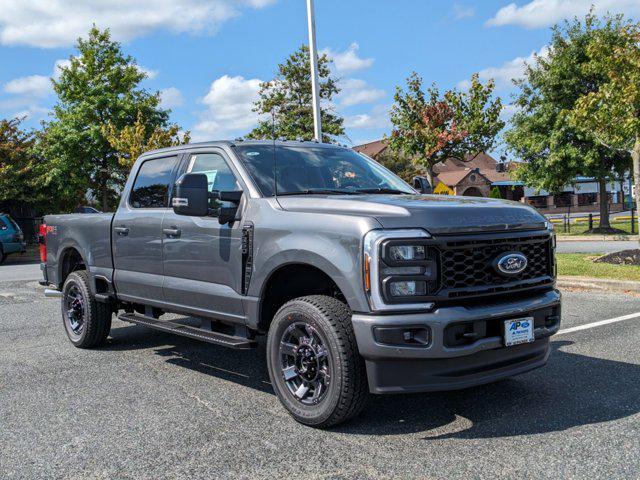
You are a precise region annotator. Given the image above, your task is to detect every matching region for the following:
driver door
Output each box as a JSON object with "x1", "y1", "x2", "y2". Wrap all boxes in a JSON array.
[{"x1": 161, "y1": 150, "x2": 245, "y2": 322}]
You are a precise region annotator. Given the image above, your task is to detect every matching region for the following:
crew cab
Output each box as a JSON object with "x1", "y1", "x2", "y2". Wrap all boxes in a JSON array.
[{"x1": 40, "y1": 140, "x2": 561, "y2": 427}]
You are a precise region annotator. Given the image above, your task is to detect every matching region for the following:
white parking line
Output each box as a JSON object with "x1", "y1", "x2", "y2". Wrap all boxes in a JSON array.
[{"x1": 556, "y1": 312, "x2": 640, "y2": 335}]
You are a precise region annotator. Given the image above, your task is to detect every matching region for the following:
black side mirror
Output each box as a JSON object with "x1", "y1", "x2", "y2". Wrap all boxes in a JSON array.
[
  {"x1": 173, "y1": 173, "x2": 209, "y2": 216},
  {"x1": 211, "y1": 190, "x2": 243, "y2": 225},
  {"x1": 413, "y1": 176, "x2": 433, "y2": 194}
]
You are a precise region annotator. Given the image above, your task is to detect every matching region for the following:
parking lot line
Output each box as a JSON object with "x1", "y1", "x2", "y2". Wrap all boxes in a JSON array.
[{"x1": 556, "y1": 312, "x2": 640, "y2": 335}]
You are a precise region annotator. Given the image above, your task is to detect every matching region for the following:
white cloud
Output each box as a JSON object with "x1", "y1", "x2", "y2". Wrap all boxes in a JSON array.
[
  {"x1": 453, "y1": 3, "x2": 475, "y2": 20},
  {"x1": 500, "y1": 103, "x2": 521, "y2": 121},
  {"x1": 3, "y1": 75, "x2": 51, "y2": 97},
  {"x1": 487, "y1": 0, "x2": 640, "y2": 29},
  {"x1": 339, "y1": 79, "x2": 385, "y2": 107},
  {"x1": 0, "y1": 0, "x2": 277, "y2": 48},
  {"x1": 192, "y1": 74, "x2": 262, "y2": 140},
  {"x1": 322, "y1": 43, "x2": 374, "y2": 73},
  {"x1": 160, "y1": 87, "x2": 184, "y2": 108},
  {"x1": 458, "y1": 46, "x2": 549, "y2": 90},
  {"x1": 344, "y1": 105, "x2": 390, "y2": 130},
  {"x1": 137, "y1": 66, "x2": 158, "y2": 80}
]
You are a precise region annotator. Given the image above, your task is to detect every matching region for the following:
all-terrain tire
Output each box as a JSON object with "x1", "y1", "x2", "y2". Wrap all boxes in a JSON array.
[
  {"x1": 266, "y1": 295, "x2": 368, "y2": 428},
  {"x1": 61, "y1": 270, "x2": 112, "y2": 348}
]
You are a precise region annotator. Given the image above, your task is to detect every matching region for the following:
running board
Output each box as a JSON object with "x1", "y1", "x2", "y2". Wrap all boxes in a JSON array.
[{"x1": 117, "y1": 313, "x2": 257, "y2": 349}]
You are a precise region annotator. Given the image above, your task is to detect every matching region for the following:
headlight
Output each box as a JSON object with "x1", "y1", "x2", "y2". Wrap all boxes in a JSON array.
[
  {"x1": 388, "y1": 245, "x2": 426, "y2": 262},
  {"x1": 363, "y1": 229, "x2": 437, "y2": 311},
  {"x1": 389, "y1": 280, "x2": 427, "y2": 297}
]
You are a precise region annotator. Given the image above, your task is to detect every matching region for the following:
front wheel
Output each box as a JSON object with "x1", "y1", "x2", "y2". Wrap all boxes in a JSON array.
[{"x1": 266, "y1": 295, "x2": 368, "y2": 428}]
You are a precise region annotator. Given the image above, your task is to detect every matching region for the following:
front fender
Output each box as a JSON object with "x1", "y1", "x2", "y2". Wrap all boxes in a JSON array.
[{"x1": 249, "y1": 236, "x2": 369, "y2": 314}]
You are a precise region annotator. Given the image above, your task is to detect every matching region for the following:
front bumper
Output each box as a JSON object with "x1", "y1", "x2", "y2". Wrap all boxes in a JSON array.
[{"x1": 352, "y1": 289, "x2": 561, "y2": 394}]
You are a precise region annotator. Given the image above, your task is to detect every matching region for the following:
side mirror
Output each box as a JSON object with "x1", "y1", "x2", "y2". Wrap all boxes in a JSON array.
[
  {"x1": 173, "y1": 173, "x2": 209, "y2": 216},
  {"x1": 211, "y1": 190, "x2": 243, "y2": 225},
  {"x1": 413, "y1": 176, "x2": 433, "y2": 194}
]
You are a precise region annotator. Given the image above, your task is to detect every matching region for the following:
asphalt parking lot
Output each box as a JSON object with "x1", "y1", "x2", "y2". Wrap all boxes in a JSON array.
[{"x1": 1, "y1": 265, "x2": 639, "y2": 479}]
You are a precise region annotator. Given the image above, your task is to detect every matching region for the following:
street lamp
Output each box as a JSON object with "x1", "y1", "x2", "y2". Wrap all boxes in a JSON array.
[{"x1": 306, "y1": 0, "x2": 322, "y2": 142}]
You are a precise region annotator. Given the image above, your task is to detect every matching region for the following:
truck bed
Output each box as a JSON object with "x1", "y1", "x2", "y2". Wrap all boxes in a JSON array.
[{"x1": 43, "y1": 213, "x2": 115, "y2": 287}]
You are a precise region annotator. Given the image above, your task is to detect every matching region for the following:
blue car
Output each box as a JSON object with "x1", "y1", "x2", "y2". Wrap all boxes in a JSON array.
[{"x1": 0, "y1": 213, "x2": 26, "y2": 264}]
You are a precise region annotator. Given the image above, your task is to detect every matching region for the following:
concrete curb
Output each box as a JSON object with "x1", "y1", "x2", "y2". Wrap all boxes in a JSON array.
[
  {"x1": 557, "y1": 275, "x2": 640, "y2": 293},
  {"x1": 556, "y1": 235, "x2": 639, "y2": 242}
]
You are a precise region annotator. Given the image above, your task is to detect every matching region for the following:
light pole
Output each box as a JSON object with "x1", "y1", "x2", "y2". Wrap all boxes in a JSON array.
[{"x1": 306, "y1": 0, "x2": 322, "y2": 142}]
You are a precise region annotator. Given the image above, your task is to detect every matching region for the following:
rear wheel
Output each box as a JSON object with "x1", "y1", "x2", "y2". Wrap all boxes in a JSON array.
[
  {"x1": 61, "y1": 270, "x2": 112, "y2": 348},
  {"x1": 266, "y1": 295, "x2": 368, "y2": 428},
  {"x1": 0, "y1": 246, "x2": 5, "y2": 264}
]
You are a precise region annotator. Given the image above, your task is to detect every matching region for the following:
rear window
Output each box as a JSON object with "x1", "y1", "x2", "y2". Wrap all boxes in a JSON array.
[
  {"x1": 130, "y1": 156, "x2": 178, "y2": 208},
  {"x1": 0, "y1": 216, "x2": 19, "y2": 231}
]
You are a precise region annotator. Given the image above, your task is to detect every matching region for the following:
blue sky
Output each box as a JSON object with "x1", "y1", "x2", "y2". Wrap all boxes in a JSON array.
[{"x1": 1, "y1": 0, "x2": 639, "y2": 153}]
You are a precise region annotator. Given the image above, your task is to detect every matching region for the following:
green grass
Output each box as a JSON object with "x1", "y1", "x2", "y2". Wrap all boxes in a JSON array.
[
  {"x1": 556, "y1": 253, "x2": 640, "y2": 280},
  {"x1": 553, "y1": 220, "x2": 636, "y2": 236}
]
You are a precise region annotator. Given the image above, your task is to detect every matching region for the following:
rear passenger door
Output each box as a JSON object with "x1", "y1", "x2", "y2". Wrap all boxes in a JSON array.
[
  {"x1": 161, "y1": 150, "x2": 245, "y2": 322},
  {"x1": 113, "y1": 155, "x2": 180, "y2": 304}
]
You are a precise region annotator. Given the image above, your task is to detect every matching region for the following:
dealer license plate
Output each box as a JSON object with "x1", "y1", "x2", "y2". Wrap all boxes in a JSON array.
[{"x1": 504, "y1": 317, "x2": 534, "y2": 347}]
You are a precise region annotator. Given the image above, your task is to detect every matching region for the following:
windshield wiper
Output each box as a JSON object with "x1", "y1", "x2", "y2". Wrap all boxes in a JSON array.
[
  {"x1": 277, "y1": 189, "x2": 361, "y2": 196},
  {"x1": 355, "y1": 187, "x2": 409, "y2": 194}
]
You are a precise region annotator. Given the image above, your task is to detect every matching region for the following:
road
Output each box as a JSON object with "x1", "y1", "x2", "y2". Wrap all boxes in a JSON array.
[
  {"x1": 557, "y1": 240, "x2": 637, "y2": 253},
  {"x1": 1, "y1": 271, "x2": 639, "y2": 478}
]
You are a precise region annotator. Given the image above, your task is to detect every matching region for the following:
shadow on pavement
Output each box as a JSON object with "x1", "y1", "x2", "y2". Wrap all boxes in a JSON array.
[{"x1": 106, "y1": 324, "x2": 640, "y2": 437}]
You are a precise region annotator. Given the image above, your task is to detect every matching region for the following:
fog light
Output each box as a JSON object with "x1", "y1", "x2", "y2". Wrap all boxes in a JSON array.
[
  {"x1": 388, "y1": 245, "x2": 426, "y2": 261},
  {"x1": 389, "y1": 280, "x2": 426, "y2": 297}
]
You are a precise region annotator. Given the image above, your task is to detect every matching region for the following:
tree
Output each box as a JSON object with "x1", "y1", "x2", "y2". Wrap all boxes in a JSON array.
[
  {"x1": 248, "y1": 45, "x2": 344, "y2": 142},
  {"x1": 389, "y1": 72, "x2": 503, "y2": 186},
  {"x1": 505, "y1": 14, "x2": 630, "y2": 232},
  {"x1": 103, "y1": 111, "x2": 190, "y2": 169},
  {"x1": 489, "y1": 186, "x2": 502, "y2": 199},
  {"x1": 568, "y1": 16, "x2": 640, "y2": 237},
  {"x1": 37, "y1": 27, "x2": 173, "y2": 211},
  {"x1": 0, "y1": 117, "x2": 43, "y2": 209}
]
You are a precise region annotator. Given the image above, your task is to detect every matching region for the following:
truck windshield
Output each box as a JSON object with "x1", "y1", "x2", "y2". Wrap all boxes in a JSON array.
[{"x1": 234, "y1": 145, "x2": 415, "y2": 197}]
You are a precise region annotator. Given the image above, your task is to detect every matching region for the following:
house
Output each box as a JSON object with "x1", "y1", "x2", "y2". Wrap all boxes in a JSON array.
[
  {"x1": 353, "y1": 139, "x2": 631, "y2": 213},
  {"x1": 353, "y1": 140, "x2": 522, "y2": 200}
]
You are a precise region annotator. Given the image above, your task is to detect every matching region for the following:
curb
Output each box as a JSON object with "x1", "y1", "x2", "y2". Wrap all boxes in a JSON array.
[
  {"x1": 556, "y1": 235, "x2": 638, "y2": 242},
  {"x1": 557, "y1": 275, "x2": 640, "y2": 293}
]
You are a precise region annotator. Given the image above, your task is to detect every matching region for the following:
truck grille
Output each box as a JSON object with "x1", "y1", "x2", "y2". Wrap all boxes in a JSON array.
[{"x1": 432, "y1": 231, "x2": 554, "y2": 301}]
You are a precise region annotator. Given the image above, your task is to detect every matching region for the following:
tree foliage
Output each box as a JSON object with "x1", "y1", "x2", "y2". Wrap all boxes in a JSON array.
[
  {"x1": 0, "y1": 117, "x2": 43, "y2": 207},
  {"x1": 505, "y1": 13, "x2": 630, "y2": 229},
  {"x1": 489, "y1": 186, "x2": 502, "y2": 199},
  {"x1": 36, "y1": 27, "x2": 173, "y2": 211},
  {"x1": 248, "y1": 45, "x2": 344, "y2": 142},
  {"x1": 103, "y1": 111, "x2": 190, "y2": 169},
  {"x1": 388, "y1": 72, "x2": 503, "y2": 184},
  {"x1": 568, "y1": 15, "x2": 640, "y2": 235}
]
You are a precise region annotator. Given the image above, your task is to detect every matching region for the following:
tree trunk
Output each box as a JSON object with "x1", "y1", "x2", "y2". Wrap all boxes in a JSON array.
[
  {"x1": 597, "y1": 176, "x2": 611, "y2": 229},
  {"x1": 633, "y1": 135, "x2": 640, "y2": 243}
]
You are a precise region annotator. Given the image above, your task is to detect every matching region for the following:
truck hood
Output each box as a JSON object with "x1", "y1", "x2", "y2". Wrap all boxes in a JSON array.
[{"x1": 276, "y1": 194, "x2": 547, "y2": 234}]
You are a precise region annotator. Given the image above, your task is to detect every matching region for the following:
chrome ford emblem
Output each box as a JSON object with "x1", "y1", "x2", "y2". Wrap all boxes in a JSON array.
[{"x1": 494, "y1": 252, "x2": 528, "y2": 276}]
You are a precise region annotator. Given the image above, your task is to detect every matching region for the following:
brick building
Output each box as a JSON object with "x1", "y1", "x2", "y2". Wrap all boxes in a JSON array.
[{"x1": 353, "y1": 139, "x2": 631, "y2": 213}]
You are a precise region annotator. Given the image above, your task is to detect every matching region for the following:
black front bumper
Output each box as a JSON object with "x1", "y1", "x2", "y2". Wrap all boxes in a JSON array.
[
  {"x1": 352, "y1": 290, "x2": 561, "y2": 394},
  {"x1": 365, "y1": 338, "x2": 550, "y2": 394}
]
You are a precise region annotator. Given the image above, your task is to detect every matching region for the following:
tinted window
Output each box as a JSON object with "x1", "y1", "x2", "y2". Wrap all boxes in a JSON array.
[
  {"x1": 130, "y1": 156, "x2": 178, "y2": 208},
  {"x1": 234, "y1": 145, "x2": 414, "y2": 197},
  {"x1": 188, "y1": 153, "x2": 241, "y2": 209}
]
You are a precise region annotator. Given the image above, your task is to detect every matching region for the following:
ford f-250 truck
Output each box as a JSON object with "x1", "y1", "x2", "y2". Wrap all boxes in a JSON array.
[{"x1": 40, "y1": 140, "x2": 561, "y2": 427}]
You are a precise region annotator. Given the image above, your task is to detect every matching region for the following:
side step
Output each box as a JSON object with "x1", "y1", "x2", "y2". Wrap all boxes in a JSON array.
[{"x1": 117, "y1": 313, "x2": 257, "y2": 349}]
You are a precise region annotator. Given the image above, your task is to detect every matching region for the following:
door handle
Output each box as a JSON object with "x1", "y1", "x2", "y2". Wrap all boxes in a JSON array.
[
  {"x1": 114, "y1": 226, "x2": 129, "y2": 236},
  {"x1": 163, "y1": 227, "x2": 181, "y2": 238}
]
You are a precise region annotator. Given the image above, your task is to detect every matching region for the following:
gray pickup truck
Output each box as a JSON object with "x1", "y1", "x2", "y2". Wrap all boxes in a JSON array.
[{"x1": 41, "y1": 140, "x2": 561, "y2": 427}]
